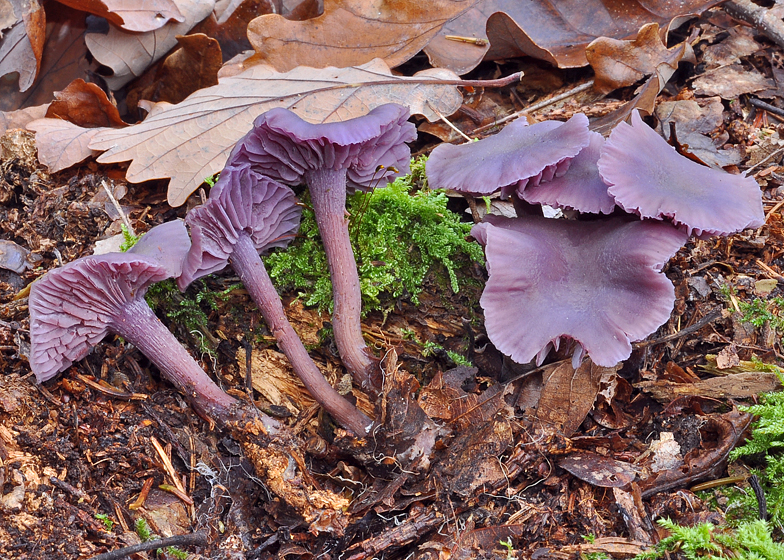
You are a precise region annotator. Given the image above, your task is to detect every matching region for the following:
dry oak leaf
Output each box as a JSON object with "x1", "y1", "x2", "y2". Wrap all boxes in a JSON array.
[
  {"x1": 27, "y1": 78, "x2": 127, "y2": 172},
  {"x1": 53, "y1": 0, "x2": 184, "y2": 32},
  {"x1": 586, "y1": 23, "x2": 695, "y2": 95},
  {"x1": 426, "y1": 0, "x2": 719, "y2": 73},
  {"x1": 245, "y1": 0, "x2": 479, "y2": 73},
  {"x1": 27, "y1": 118, "x2": 106, "y2": 172},
  {"x1": 0, "y1": 0, "x2": 45, "y2": 91},
  {"x1": 85, "y1": 0, "x2": 214, "y2": 90},
  {"x1": 125, "y1": 33, "x2": 221, "y2": 111},
  {"x1": 0, "y1": 103, "x2": 47, "y2": 135},
  {"x1": 89, "y1": 58, "x2": 464, "y2": 207}
]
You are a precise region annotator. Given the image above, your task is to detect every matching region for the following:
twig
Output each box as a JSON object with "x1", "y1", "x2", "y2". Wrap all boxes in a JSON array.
[
  {"x1": 635, "y1": 307, "x2": 723, "y2": 348},
  {"x1": 749, "y1": 474, "x2": 768, "y2": 521},
  {"x1": 724, "y1": 0, "x2": 784, "y2": 50},
  {"x1": 426, "y1": 100, "x2": 473, "y2": 143},
  {"x1": 744, "y1": 145, "x2": 784, "y2": 175},
  {"x1": 88, "y1": 529, "x2": 209, "y2": 560},
  {"x1": 750, "y1": 98, "x2": 784, "y2": 119},
  {"x1": 101, "y1": 180, "x2": 134, "y2": 236},
  {"x1": 471, "y1": 81, "x2": 595, "y2": 135}
]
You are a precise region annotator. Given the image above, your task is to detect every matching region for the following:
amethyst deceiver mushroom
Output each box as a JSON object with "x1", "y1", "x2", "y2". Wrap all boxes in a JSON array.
[
  {"x1": 226, "y1": 104, "x2": 416, "y2": 390},
  {"x1": 425, "y1": 113, "x2": 591, "y2": 199},
  {"x1": 29, "y1": 221, "x2": 248, "y2": 424},
  {"x1": 471, "y1": 215, "x2": 688, "y2": 368},
  {"x1": 597, "y1": 110, "x2": 764, "y2": 236},
  {"x1": 179, "y1": 165, "x2": 372, "y2": 435},
  {"x1": 521, "y1": 131, "x2": 616, "y2": 215}
]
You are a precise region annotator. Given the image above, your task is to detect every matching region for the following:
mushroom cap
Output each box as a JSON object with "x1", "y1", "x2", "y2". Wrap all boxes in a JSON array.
[
  {"x1": 29, "y1": 253, "x2": 172, "y2": 382},
  {"x1": 597, "y1": 110, "x2": 764, "y2": 236},
  {"x1": 472, "y1": 215, "x2": 687, "y2": 367},
  {"x1": 178, "y1": 165, "x2": 302, "y2": 290},
  {"x1": 425, "y1": 113, "x2": 591, "y2": 196},
  {"x1": 227, "y1": 104, "x2": 416, "y2": 193},
  {"x1": 30, "y1": 221, "x2": 191, "y2": 383},
  {"x1": 126, "y1": 219, "x2": 191, "y2": 277},
  {"x1": 521, "y1": 131, "x2": 616, "y2": 214}
]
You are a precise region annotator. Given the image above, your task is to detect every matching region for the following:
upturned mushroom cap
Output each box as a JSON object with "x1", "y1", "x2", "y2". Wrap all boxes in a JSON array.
[
  {"x1": 178, "y1": 165, "x2": 301, "y2": 290},
  {"x1": 598, "y1": 110, "x2": 764, "y2": 236},
  {"x1": 30, "y1": 222, "x2": 192, "y2": 382},
  {"x1": 30, "y1": 253, "x2": 173, "y2": 382},
  {"x1": 227, "y1": 104, "x2": 416, "y2": 192},
  {"x1": 521, "y1": 131, "x2": 616, "y2": 214},
  {"x1": 472, "y1": 215, "x2": 687, "y2": 368},
  {"x1": 425, "y1": 113, "x2": 591, "y2": 197}
]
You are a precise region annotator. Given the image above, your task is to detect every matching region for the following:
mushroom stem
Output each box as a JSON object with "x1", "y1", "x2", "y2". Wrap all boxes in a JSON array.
[
  {"x1": 112, "y1": 298, "x2": 241, "y2": 422},
  {"x1": 230, "y1": 232, "x2": 373, "y2": 435},
  {"x1": 306, "y1": 168, "x2": 379, "y2": 392}
]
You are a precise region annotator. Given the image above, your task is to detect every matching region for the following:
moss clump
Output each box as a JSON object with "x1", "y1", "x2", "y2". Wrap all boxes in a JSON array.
[
  {"x1": 264, "y1": 156, "x2": 484, "y2": 314},
  {"x1": 634, "y1": 518, "x2": 784, "y2": 560}
]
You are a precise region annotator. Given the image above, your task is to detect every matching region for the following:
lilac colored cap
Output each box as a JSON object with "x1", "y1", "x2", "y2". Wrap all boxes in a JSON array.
[
  {"x1": 522, "y1": 132, "x2": 616, "y2": 214},
  {"x1": 228, "y1": 104, "x2": 416, "y2": 193},
  {"x1": 178, "y1": 165, "x2": 302, "y2": 290},
  {"x1": 29, "y1": 253, "x2": 171, "y2": 382},
  {"x1": 598, "y1": 110, "x2": 764, "y2": 236},
  {"x1": 472, "y1": 215, "x2": 687, "y2": 368},
  {"x1": 425, "y1": 113, "x2": 591, "y2": 197},
  {"x1": 127, "y1": 219, "x2": 191, "y2": 277}
]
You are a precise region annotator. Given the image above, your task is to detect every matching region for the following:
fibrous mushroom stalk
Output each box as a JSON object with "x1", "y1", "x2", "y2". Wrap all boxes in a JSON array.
[
  {"x1": 230, "y1": 231, "x2": 373, "y2": 435},
  {"x1": 306, "y1": 167, "x2": 378, "y2": 391},
  {"x1": 111, "y1": 297, "x2": 240, "y2": 421}
]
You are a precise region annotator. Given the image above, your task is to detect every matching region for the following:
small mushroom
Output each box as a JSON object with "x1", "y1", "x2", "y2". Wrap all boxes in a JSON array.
[
  {"x1": 29, "y1": 221, "x2": 249, "y2": 424},
  {"x1": 521, "y1": 131, "x2": 616, "y2": 214},
  {"x1": 179, "y1": 165, "x2": 372, "y2": 435},
  {"x1": 597, "y1": 110, "x2": 764, "y2": 236},
  {"x1": 226, "y1": 104, "x2": 416, "y2": 391},
  {"x1": 425, "y1": 113, "x2": 591, "y2": 199},
  {"x1": 471, "y1": 215, "x2": 687, "y2": 368}
]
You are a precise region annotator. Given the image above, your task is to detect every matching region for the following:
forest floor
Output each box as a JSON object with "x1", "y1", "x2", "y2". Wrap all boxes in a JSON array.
[{"x1": 3, "y1": 4, "x2": 784, "y2": 560}]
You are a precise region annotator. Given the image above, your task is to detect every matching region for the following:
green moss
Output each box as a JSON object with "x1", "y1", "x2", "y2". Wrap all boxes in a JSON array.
[
  {"x1": 264, "y1": 156, "x2": 484, "y2": 315},
  {"x1": 634, "y1": 518, "x2": 784, "y2": 560}
]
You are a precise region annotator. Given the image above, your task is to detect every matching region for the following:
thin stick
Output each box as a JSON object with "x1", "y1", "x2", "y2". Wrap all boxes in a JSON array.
[
  {"x1": 88, "y1": 529, "x2": 209, "y2": 560},
  {"x1": 426, "y1": 100, "x2": 473, "y2": 143},
  {"x1": 101, "y1": 180, "x2": 134, "y2": 236},
  {"x1": 746, "y1": 145, "x2": 784, "y2": 175},
  {"x1": 471, "y1": 81, "x2": 595, "y2": 135}
]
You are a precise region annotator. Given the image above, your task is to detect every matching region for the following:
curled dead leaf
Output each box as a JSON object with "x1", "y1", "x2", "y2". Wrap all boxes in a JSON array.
[
  {"x1": 0, "y1": 0, "x2": 45, "y2": 92},
  {"x1": 245, "y1": 0, "x2": 479, "y2": 72},
  {"x1": 54, "y1": 0, "x2": 184, "y2": 32}
]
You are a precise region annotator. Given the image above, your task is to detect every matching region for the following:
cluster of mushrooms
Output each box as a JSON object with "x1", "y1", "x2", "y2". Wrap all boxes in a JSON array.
[{"x1": 27, "y1": 104, "x2": 764, "y2": 436}]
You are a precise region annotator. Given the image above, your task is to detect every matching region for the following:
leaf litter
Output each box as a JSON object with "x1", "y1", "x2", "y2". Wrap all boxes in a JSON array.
[{"x1": 3, "y1": 0, "x2": 784, "y2": 558}]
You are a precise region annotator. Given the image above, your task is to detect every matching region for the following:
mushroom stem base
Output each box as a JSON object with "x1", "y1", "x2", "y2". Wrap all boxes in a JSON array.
[
  {"x1": 113, "y1": 299, "x2": 240, "y2": 422},
  {"x1": 231, "y1": 233, "x2": 372, "y2": 435}
]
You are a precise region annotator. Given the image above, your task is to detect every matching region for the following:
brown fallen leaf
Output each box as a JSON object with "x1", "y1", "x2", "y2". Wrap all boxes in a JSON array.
[
  {"x1": 85, "y1": 0, "x2": 214, "y2": 90},
  {"x1": 27, "y1": 118, "x2": 105, "y2": 172},
  {"x1": 45, "y1": 78, "x2": 126, "y2": 127},
  {"x1": 89, "y1": 58, "x2": 466, "y2": 207},
  {"x1": 0, "y1": 0, "x2": 45, "y2": 91},
  {"x1": 244, "y1": 0, "x2": 479, "y2": 72},
  {"x1": 425, "y1": 0, "x2": 719, "y2": 72},
  {"x1": 126, "y1": 33, "x2": 221, "y2": 111},
  {"x1": 635, "y1": 371, "x2": 782, "y2": 401},
  {"x1": 693, "y1": 63, "x2": 775, "y2": 98},
  {"x1": 0, "y1": 2, "x2": 91, "y2": 112},
  {"x1": 536, "y1": 359, "x2": 617, "y2": 437},
  {"x1": 586, "y1": 23, "x2": 696, "y2": 95},
  {"x1": 54, "y1": 0, "x2": 184, "y2": 32},
  {"x1": 558, "y1": 452, "x2": 638, "y2": 488},
  {"x1": 0, "y1": 103, "x2": 48, "y2": 135}
]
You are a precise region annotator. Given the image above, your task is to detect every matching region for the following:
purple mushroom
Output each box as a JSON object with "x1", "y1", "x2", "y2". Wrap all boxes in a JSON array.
[
  {"x1": 472, "y1": 215, "x2": 688, "y2": 368},
  {"x1": 179, "y1": 165, "x2": 372, "y2": 435},
  {"x1": 225, "y1": 104, "x2": 416, "y2": 391},
  {"x1": 425, "y1": 113, "x2": 591, "y2": 200},
  {"x1": 597, "y1": 110, "x2": 764, "y2": 236},
  {"x1": 29, "y1": 222, "x2": 250, "y2": 424},
  {"x1": 521, "y1": 131, "x2": 616, "y2": 215}
]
